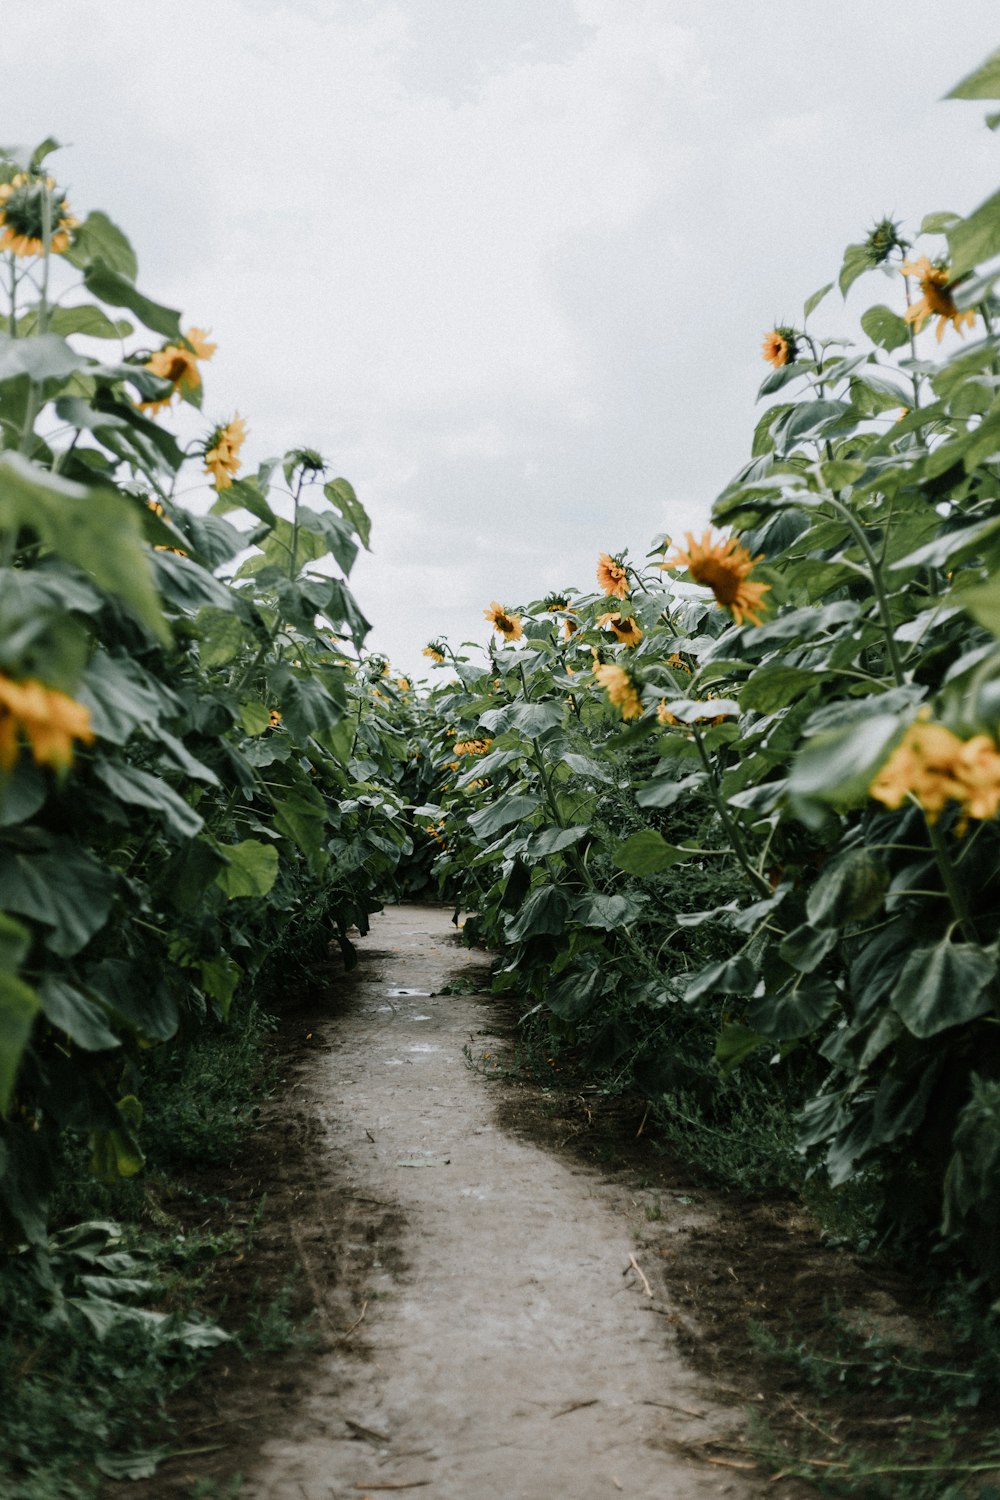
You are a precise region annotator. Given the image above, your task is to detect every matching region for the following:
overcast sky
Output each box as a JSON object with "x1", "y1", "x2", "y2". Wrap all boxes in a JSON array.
[{"x1": 8, "y1": 2, "x2": 1000, "y2": 675}]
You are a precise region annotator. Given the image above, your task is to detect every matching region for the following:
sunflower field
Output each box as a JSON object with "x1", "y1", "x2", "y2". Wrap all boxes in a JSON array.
[{"x1": 4, "y1": 46, "x2": 1000, "y2": 1425}]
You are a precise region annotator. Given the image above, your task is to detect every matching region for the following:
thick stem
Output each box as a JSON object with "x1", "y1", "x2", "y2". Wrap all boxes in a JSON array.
[
  {"x1": 824, "y1": 494, "x2": 906, "y2": 686},
  {"x1": 926, "y1": 816, "x2": 979, "y2": 945},
  {"x1": 692, "y1": 726, "x2": 771, "y2": 898}
]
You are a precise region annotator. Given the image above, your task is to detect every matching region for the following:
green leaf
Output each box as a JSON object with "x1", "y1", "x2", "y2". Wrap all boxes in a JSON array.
[
  {"x1": 270, "y1": 780, "x2": 329, "y2": 872},
  {"x1": 789, "y1": 714, "x2": 902, "y2": 804},
  {"x1": 93, "y1": 761, "x2": 203, "y2": 840},
  {"x1": 890, "y1": 941, "x2": 996, "y2": 1039},
  {"x1": 239, "y1": 700, "x2": 272, "y2": 736},
  {"x1": 467, "y1": 794, "x2": 540, "y2": 839},
  {"x1": 806, "y1": 849, "x2": 889, "y2": 927},
  {"x1": 81, "y1": 265, "x2": 181, "y2": 340},
  {"x1": 572, "y1": 891, "x2": 645, "y2": 930},
  {"x1": 48, "y1": 304, "x2": 132, "y2": 340},
  {"x1": 38, "y1": 977, "x2": 119, "y2": 1051},
  {"x1": 523, "y1": 825, "x2": 590, "y2": 857},
  {"x1": 324, "y1": 477, "x2": 371, "y2": 550},
  {"x1": 684, "y1": 956, "x2": 757, "y2": 1004},
  {"x1": 945, "y1": 47, "x2": 1000, "y2": 101},
  {"x1": 747, "y1": 976, "x2": 838, "y2": 1039},
  {"x1": 714, "y1": 1022, "x2": 767, "y2": 1074},
  {"x1": 955, "y1": 575, "x2": 1000, "y2": 635},
  {"x1": 839, "y1": 242, "x2": 871, "y2": 297},
  {"x1": 0, "y1": 331, "x2": 86, "y2": 383},
  {"x1": 803, "y1": 282, "x2": 833, "y2": 321},
  {"x1": 778, "y1": 923, "x2": 839, "y2": 975},
  {"x1": 739, "y1": 665, "x2": 819, "y2": 714},
  {"x1": 920, "y1": 211, "x2": 962, "y2": 234},
  {"x1": 0, "y1": 972, "x2": 39, "y2": 1112},
  {"x1": 64, "y1": 210, "x2": 138, "y2": 280},
  {"x1": 195, "y1": 607, "x2": 249, "y2": 669},
  {"x1": 0, "y1": 456, "x2": 168, "y2": 643},
  {"x1": 636, "y1": 771, "x2": 705, "y2": 809},
  {"x1": 90, "y1": 1095, "x2": 145, "y2": 1180},
  {"x1": 504, "y1": 885, "x2": 569, "y2": 941},
  {"x1": 947, "y1": 188, "x2": 1000, "y2": 280},
  {"x1": 0, "y1": 843, "x2": 114, "y2": 956},
  {"x1": 860, "y1": 305, "x2": 910, "y2": 352},
  {"x1": 77, "y1": 652, "x2": 178, "y2": 744},
  {"x1": 214, "y1": 840, "x2": 279, "y2": 900},
  {"x1": 612, "y1": 829, "x2": 699, "y2": 875}
]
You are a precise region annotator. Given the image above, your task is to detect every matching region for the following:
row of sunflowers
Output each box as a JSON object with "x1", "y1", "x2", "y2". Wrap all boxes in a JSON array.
[
  {"x1": 0, "y1": 140, "x2": 425, "y2": 1268},
  {"x1": 411, "y1": 53, "x2": 1000, "y2": 1285}
]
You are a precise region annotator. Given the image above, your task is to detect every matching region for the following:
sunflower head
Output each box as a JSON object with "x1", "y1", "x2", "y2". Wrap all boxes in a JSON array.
[
  {"x1": 662, "y1": 528, "x2": 770, "y2": 627},
  {"x1": 596, "y1": 552, "x2": 629, "y2": 599},
  {"x1": 142, "y1": 327, "x2": 217, "y2": 413},
  {"x1": 593, "y1": 661, "x2": 644, "y2": 720},
  {"x1": 863, "y1": 216, "x2": 908, "y2": 266},
  {"x1": 598, "y1": 611, "x2": 643, "y2": 647},
  {"x1": 422, "y1": 641, "x2": 446, "y2": 664},
  {"x1": 900, "y1": 256, "x2": 975, "y2": 342},
  {"x1": 0, "y1": 673, "x2": 94, "y2": 774},
  {"x1": 761, "y1": 326, "x2": 799, "y2": 369},
  {"x1": 484, "y1": 601, "x2": 523, "y2": 642},
  {"x1": 0, "y1": 171, "x2": 77, "y2": 258},
  {"x1": 203, "y1": 413, "x2": 247, "y2": 490},
  {"x1": 543, "y1": 592, "x2": 570, "y2": 612}
]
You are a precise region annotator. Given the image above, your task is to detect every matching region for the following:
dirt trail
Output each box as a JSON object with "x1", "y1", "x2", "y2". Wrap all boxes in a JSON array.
[{"x1": 243, "y1": 905, "x2": 777, "y2": 1500}]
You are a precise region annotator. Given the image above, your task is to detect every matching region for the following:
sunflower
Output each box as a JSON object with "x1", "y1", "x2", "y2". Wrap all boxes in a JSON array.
[
  {"x1": 422, "y1": 642, "x2": 446, "y2": 664},
  {"x1": 596, "y1": 552, "x2": 629, "y2": 599},
  {"x1": 453, "y1": 737, "x2": 492, "y2": 757},
  {"x1": 598, "y1": 611, "x2": 643, "y2": 646},
  {"x1": 0, "y1": 172, "x2": 77, "y2": 258},
  {"x1": 900, "y1": 257, "x2": 975, "y2": 342},
  {"x1": 869, "y1": 718, "x2": 1000, "y2": 828},
  {"x1": 484, "y1": 601, "x2": 523, "y2": 641},
  {"x1": 657, "y1": 700, "x2": 680, "y2": 727},
  {"x1": 594, "y1": 662, "x2": 643, "y2": 720},
  {"x1": 397, "y1": 677, "x2": 411, "y2": 692},
  {"x1": 0, "y1": 674, "x2": 94, "y2": 773},
  {"x1": 761, "y1": 326, "x2": 798, "y2": 369},
  {"x1": 543, "y1": 592, "x2": 570, "y2": 611},
  {"x1": 662, "y1": 529, "x2": 770, "y2": 627},
  {"x1": 203, "y1": 413, "x2": 247, "y2": 490},
  {"x1": 142, "y1": 327, "x2": 217, "y2": 413}
]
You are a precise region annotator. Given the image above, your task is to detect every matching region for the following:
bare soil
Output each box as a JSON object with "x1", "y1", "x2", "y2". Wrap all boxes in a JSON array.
[{"x1": 112, "y1": 904, "x2": 954, "y2": 1500}]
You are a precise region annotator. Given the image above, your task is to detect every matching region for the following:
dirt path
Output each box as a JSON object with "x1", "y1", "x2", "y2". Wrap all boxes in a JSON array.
[{"x1": 242, "y1": 905, "x2": 779, "y2": 1500}]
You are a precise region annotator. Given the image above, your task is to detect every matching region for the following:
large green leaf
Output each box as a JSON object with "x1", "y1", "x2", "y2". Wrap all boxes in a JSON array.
[
  {"x1": 504, "y1": 885, "x2": 569, "y2": 941},
  {"x1": 0, "y1": 331, "x2": 86, "y2": 383},
  {"x1": 947, "y1": 188, "x2": 1000, "y2": 280},
  {"x1": 324, "y1": 476, "x2": 371, "y2": 549},
  {"x1": 789, "y1": 714, "x2": 902, "y2": 803},
  {"x1": 81, "y1": 265, "x2": 181, "y2": 339},
  {"x1": 0, "y1": 456, "x2": 168, "y2": 642},
  {"x1": 572, "y1": 891, "x2": 645, "y2": 930},
  {"x1": 64, "y1": 210, "x2": 139, "y2": 280},
  {"x1": 38, "y1": 977, "x2": 119, "y2": 1051},
  {"x1": 467, "y1": 794, "x2": 540, "y2": 839},
  {"x1": 612, "y1": 829, "x2": 699, "y2": 875},
  {"x1": 0, "y1": 843, "x2": 115, "y2": 956},
  {"x1": 93, "y1": 760, "x2": 203, "y2": 840},
  {"x1": 0, "y1": 972, "x2": 39, "y2": 1112},
  {"x1": 887, "y1": 942, "x2": 995, "y2": 1038},
  {"x1": 747, "y1": 976, "x2": 838, "y2": 1040},
  {"x1": 860, "y1": 304, "x2": 910, "y2": 352},
  {"x1": 806, "y1": 849, "x2": 889, "y2": 928},
  {"x1": 214, "y1": 840, "x2": 279, "y2": 900},
  {"x1": 890, "y1": 941, "x2": 996, "y2": 1038},
  {"x1": 945, "y1": 47, "x2": 1000, "y2": 101}
]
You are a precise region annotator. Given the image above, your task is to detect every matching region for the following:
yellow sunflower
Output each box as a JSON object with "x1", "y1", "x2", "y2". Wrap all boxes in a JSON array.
[
  {"x1": 203, "y1": 413, "x2": 247, "y2": 490},
  {"x1": 422, "y1": 643, "x2": 446, "y2": 664},
  {"x1": 596, "y1": 552, "x2": 629, "y2": 599},
  {"x1": 870, "y1": 718, "x2": 1000, "y2": 828},
  {"x1": 484, "y1": 601, "x2": 523, "y2": 641},
  {"x1": 594, "y1": 662, "x2": 643, "y2": 720},
  {"x1": 761, "y1": 331, "x2": 789, "y2": 368},
  {"x1": 0, "y1": 172, "x2": 77, "y2": 258},
  {"x1": 598, "y1": 611, "x2": 643, "y2": 646},
  {"x1": 142, "y1": 327, "x2": 217, "y2": 413},
  {"x1": 0, "y1": 674, "x2": 95, "y2": 773},
  {"x1": 900, "y1": 257, "x2": 976, "y2": 342},
  {"x1": 662, "y1": 529, "x2": 770, "y2": 627}
]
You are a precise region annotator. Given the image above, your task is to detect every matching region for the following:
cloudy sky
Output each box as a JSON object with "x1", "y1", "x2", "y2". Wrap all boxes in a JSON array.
[{"x1": 8, "y1": 2, "x2": 1000, "y2": 674}]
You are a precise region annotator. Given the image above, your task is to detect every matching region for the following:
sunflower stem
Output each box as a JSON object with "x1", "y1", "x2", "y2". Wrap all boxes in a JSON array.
[
  {"x1": 925, "y1": 815, "x2": 979, "y2": 945},
  {"x1": 692, "y1": 726, "x2": 770, "y2": 898},
  {"x1": 823, "y1": 494, "x2": 906, "y2": 687}
]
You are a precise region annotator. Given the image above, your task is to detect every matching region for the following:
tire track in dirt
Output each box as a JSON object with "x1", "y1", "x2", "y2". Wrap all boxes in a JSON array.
[{"x1": 243, "y1": 905, "x2": 790, "y2": 1500}]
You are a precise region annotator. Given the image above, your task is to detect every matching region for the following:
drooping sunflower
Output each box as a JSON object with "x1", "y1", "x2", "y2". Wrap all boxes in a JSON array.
[
  {"x1": 0, "y1": 172, "x2": 77, "y2": 257},
  {"x1": 596, "y1": 552, "x2": 629, "y2": 599},
  {"x1": 142, "y1": 327, "x2": 217, "y2": 413},
  {"x1": 761, "y1": 326, "x2": 798, "y2": 369},
  {"x1": 0, "y1": 674, "x2": 95, "y2": 773},
  {"x1": 900, "y1": 257, "x2": 976, "y2": 342},
  {"x1": 662, "y1": 529, "x2": 770, "y2": 627},
  {"x1": 422, "y1": 641, "x2": 446, "y2": 664},
  {"x1": 598, "y1": 611, "x2": 643, "y2": 647},
  {"x1": 203, "y1": 413, "x2": 247, "y2": 490},
  {"x1": 593, "y1": 662, "x2": 643, "y2": 720},
  {"x1": 484, "y1": 601, "x2": 523, "y2": 641}
]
